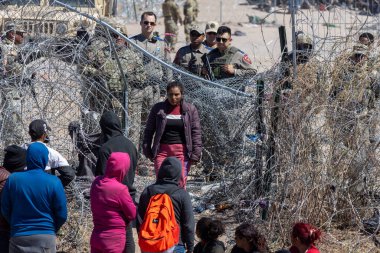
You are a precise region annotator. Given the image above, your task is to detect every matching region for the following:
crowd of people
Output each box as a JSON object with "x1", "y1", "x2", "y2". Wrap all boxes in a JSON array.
[{"x1": 0, "y1": 80, "x2": 323, "y2": 253}]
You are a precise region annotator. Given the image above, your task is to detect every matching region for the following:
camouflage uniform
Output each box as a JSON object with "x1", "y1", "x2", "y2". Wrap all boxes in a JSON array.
[
  {"x1": 0, "y1": 35, "x2": 25, "y2": 146},
  {"x1": 83, "y1": 35, "x2": 146, "y2": 142},
  {"x1": 183, "y1": 0, "x2": 199, "y2": 43},
  {"x1": 174, "y1": 43, "x2": 208, "y2": 76},
  {"x1": 206, "y1": 46, "x2": 257, "y2": 79},
  {"x1": 329, "y1": 49, "x2": 373, "y2": 151},
  {"x1": 130, "y1": 33, "x2": 172, "y2": 149},
  {"x1": 162, "y1": 0, "x2": 182, "y2": 51}
]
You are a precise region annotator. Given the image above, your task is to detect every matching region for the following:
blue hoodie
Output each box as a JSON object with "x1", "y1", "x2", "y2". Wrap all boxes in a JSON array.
[{"x1": 1, "y1": 142, "x2": 67, "y2": 237}]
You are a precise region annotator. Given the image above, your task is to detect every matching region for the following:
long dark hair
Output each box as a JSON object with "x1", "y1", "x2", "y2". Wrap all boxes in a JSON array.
[{"x1": 235, "y1": 223, "x2": 270, "y2": 253}]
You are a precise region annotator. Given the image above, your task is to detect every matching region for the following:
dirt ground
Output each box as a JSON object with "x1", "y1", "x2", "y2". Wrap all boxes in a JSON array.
[{"x1": 74, "y1": 0, "x2": 380, "y2": 252}]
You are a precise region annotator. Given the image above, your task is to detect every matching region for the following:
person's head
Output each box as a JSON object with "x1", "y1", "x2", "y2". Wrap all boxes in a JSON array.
[
  {"x1": 105, "y1": 152, "x2": 130, "y2": 182},
  {"x1": 114, "y1": 26, "x2": 128, "y2": 46},
  {"x1": 140, "y1": 11, "x2": 157, "y2": 35},
  {"x1": 99, "y1": 111, "x2": 123, "y2": 142},
  {"x1": 196, "y1": 217, "x2": 225, "y2": 242},
  {"x1": 166, "y1": 81, "x2": 184, "y2": 106},
  {"x1": 216, "y1": 26, "x2": 232, "y2": 52},
  {"x1": 5, "y1": 22, "x2": 25, "y2": 44},
  {"x1": 359, "y1": 32, "x2": 374, "y2": 46},
  {"x1": 189, "y1": 25, "x2": 205, "y2": 47},
  {"x1": 351, "y1": 44, "x2": 368, "y2": 65},
  {"x1": 291, "y1": 222, "x2": 321, "y2": 248},
  {"x1": 235, "y1": 223, "x2": 269, "y2": 253},
  {"x1": 26, "y1": 142, "x2": 49, "y2": 171},
  {"x1": 29, "y1": 119, "x2": 51, "y2": 142},
  {"x1": 3, "y1": 145, "x2": 27, "y2": 172},
  {"x1": 205, "y1": 21, "x2": 219, "y2": 45},
  {"x1": 296, "y1": 32, "x2": 313, "y2": 51},
  {"x1": 157, "y1": 157, "x2": 182, "y2": 185}
]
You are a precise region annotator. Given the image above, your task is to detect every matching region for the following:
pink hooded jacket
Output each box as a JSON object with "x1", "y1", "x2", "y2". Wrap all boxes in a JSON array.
[{"x1": 90, "y1": 152, "x2": 136, "y2": 236}]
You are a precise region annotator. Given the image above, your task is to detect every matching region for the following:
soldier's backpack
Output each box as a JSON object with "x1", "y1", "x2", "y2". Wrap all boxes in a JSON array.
[{"x1": 138, "y1": 187, "x2": 180, "y2": 252}]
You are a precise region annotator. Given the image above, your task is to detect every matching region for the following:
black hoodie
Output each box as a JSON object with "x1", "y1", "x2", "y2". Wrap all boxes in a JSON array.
[
  {"x1": 137, "y1": 157, "x2": 195, "y2": 252},
  {"x1": 95, "y1": 111, "x2": 138, "y2": 200}
]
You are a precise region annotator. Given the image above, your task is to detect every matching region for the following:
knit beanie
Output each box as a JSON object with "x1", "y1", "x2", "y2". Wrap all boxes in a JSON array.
[{"x1": 3, "y1": 145, "x2": 27, "y2": 172}]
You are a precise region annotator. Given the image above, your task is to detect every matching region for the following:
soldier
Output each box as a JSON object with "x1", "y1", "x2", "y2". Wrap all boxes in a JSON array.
[
  {"x1": 203, "y1": 21, "x2": 219, "y2": 50},
  {"x1": 173, "y1": 25, "x2": 208, "y2": 76},
  {"x1": 162, "y1": 0, "x2": 183, "y2": 51},
  {"x1": 183, "y1": 0, "x2": 199, "y2": 43},
  {"x1": 83, "y1": 22, "x2": 146, "y2": 129},
  {"x1": 203, "y1": 26, "x2": 257, "y2": 80},
  {"x1": 0, "y1": 22, "x2": 27, "y2": 146},
  {"x1": 288, "y1": 32, "x2": 313, "y2": 65},
  {"x1": 130, "y1": 12, "x2": 172, "y2": 150},
  {"x1": 329, "y1": 44, "x2": 373, "y2": 150}
]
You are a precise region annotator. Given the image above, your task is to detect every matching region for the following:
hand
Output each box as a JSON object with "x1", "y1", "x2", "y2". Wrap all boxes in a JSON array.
[
  {"x1": 190, "y1": 159, "x2": 198, "y2": 165},
  {"x1": 201, "y1": 67, "x2": 208, "y2": 76},
  {"x1": 222, "y1": 64, "x2": 235, "y2": 74}
]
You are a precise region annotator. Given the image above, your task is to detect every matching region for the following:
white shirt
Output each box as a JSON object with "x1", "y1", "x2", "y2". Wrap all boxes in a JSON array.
[{"x1": 22, "y1": 141, "x2": 69, "y2": 171}]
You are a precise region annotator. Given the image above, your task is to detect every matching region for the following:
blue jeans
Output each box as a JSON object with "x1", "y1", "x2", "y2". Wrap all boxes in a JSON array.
[{"x1": 173, "y1": 245, "x2": 186, "y2": 253}]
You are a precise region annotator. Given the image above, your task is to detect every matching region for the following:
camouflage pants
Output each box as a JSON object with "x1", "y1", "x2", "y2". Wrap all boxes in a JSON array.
[
  {"x1": 184, "y1": 18, "x2": 195, "y2": 43},
  {"x1": 164, "y1": 19, "x2": 178, "y2": 50},
  {"x1": 128, "y1": 85, "x2": 160, "y2": 151},
  {"x1": 1, "y1": 88, "x2": 24, "y2": 146}
]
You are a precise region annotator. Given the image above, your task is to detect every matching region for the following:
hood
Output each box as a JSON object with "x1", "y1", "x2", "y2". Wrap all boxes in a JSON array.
[
  {"x1": 157, "y1": 157, "x2": 182, "y2": 185},
  {"x1": 99, "y1": 111, "x2": 123, "y2": 142},
  {"x1": 26, "y1": 142, "x2": 48, "y2": 171},
  {"x1": 104, "y1": 152, "x2": 130, "y2": 182}
]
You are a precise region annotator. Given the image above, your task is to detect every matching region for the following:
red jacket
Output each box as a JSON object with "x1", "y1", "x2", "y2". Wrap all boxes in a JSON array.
[
  {"x1": 290, "y1": 245, "x2": 320, "y2": 253},
  {"x1": 143, "y1": 99, "x2": 202, "y2": 161}
]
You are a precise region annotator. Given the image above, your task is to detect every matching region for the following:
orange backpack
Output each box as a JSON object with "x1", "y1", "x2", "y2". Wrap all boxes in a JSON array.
[{"x1": 138, "y1": 188, "x2": 180, "y2": 252}]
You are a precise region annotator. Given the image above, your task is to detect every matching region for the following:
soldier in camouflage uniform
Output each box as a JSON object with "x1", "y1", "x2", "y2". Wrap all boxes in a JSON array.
[
  {"x1": 203, "y1": 26, "x2": 257, "y2": 80},
  {"x1": 183, "y1": 0, "x2": 199, "y2": 43},
  {"x1": 130, "y1": 12, "x2": 172, "y2": 150},
  {"x1": 329, "y1": 44, "x2": 374, "y2": 150},
  {"x1": 162, "y1": 0, "x2": 183, "y2": 51},
  {"x1": 0, "y1": 22, "x2": 27, "y2": 146},
  {"x1": 174, "y1": 25, "x2": 208, "y2": 76},
  {"x1": 83, "y1": 23, "x2": 146, "y2": 136}
]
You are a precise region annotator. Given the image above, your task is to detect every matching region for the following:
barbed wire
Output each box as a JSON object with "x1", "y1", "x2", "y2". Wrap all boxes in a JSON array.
[{"x1": 0, "y1": 0, "x2": 379, "y2": 252}]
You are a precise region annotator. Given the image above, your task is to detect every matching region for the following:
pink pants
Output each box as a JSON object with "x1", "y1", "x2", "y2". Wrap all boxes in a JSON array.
[
  {"x1": 90, "y1": 231, "x2": 126, "y2": 253},
  {"x1": 154, "y1": 143, "x2": 191, "y2": 188}
]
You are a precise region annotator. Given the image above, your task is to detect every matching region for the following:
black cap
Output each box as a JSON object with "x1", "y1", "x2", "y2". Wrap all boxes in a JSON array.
[
  {"x1": 3, "y1": 145, "x2": 27, "y2": 172},
  {"x1": 29, "y1": 119, "x2": 51, "y2": 140}
]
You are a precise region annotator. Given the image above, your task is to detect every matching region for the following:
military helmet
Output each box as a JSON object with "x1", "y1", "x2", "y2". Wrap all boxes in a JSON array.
[
  {"x1": 4, "y1": 21, "x2": 26, "y2": 34},
  {"x1": 296, "y1": 32, "x2": 312, "y2": 45}
]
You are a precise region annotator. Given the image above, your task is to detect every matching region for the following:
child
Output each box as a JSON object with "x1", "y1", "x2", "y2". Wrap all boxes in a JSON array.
[
  {"x1": 193, "y1": 217, "x2": 225, "y2": 253},
  {"x1": 289, "y1": 222, "x2": 321, "y2": 253},
  {"x1": 231, "y1": 223, "x2": 270, "y2": 253}
]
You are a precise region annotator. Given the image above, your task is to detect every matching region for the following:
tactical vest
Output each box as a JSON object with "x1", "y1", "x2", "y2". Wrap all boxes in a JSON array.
[{"x1": 210, "y1": 47, "x2": 239, "y2": 79}]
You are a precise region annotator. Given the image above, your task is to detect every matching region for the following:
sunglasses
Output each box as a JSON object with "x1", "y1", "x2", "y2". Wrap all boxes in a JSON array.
[
  {"x1": 143, "y1": 21, "x2": 156, "y2": 26},
  {"x1": 216, "y1": 37, "x2": 229, "y2": 43},
  {"x1": 206, "y1": 32, "x2": 217, "y2": 35}
]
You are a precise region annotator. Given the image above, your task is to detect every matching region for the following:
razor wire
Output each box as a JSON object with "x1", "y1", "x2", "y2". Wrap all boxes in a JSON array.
[{"x1": 0, "y1": 0, "x2": 379, "y2": 251}]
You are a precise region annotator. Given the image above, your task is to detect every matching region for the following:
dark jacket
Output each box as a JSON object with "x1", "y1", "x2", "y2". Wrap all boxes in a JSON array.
[
  {"x1": 95, "y1": 111, "x2": 138, "y2": 201},
  {"x1": 137, "y1": 157, "x2": 195, "y2": 252},
  {"x1": 1, "y1": 142, "x2": 67, "y2": 237},
  {"x1": 194, "y1": 240, "x2": 225, "y2": 253},
  {"x1": 143, "y1": 99, "x2": 202, "y2": 161},
  {"x1": 231, "y1": 245, "x2": 261, "y2": 253},
  {"x1": 0, "y1": 167, "x2": 10, "y2": 233}
]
